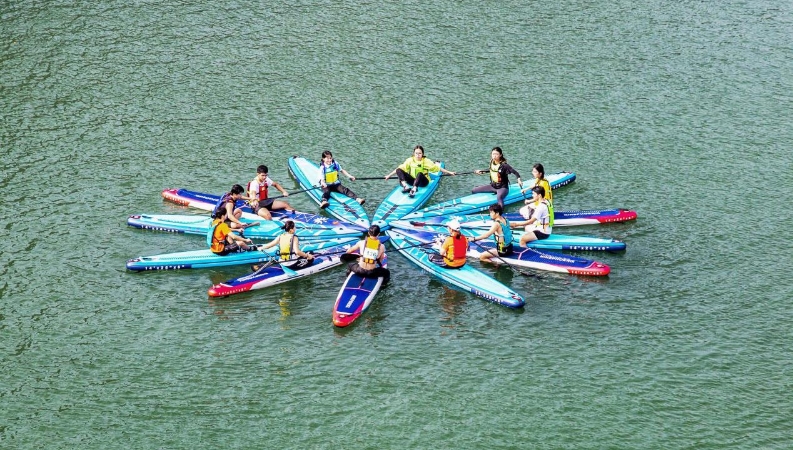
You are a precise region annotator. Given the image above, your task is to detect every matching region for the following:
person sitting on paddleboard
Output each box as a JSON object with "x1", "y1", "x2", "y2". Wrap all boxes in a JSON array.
[
  {"x1": 469, "y1": 204, "x2": 515, "y2": 264},
  {"x1": 511, "y1": 185, "x2": 553, "y2": 247},
  {"x1": 257, "y1": 220, "x2": 315, "y2": 270},
  {"x1": 472, "y1": 146, "x2": 523, "y2": 208},
  {"x1": 384, "y1": 145, "x2": 456, "y2": 198},
  {"x1": 211, "y1": 184, "x2": 247, "y2": 229},
  {"x1": 430, "y1": 219, "x2": 468, "y2": 269},
  {"x1": 209, "y1": 209, "x2": 253, "y2": 255},
  {"x1": 318, "y1": 150, "x2": 365, "y2": 209},
  {"x1": 519, "y1": 163, "x2": 552, "y2": 218},
  {"x1": 345, "y1": 225, "x2": 390, "y2": 282},
  {"x1": 247, "y1": 164, "x2": 294, "y2": 221}
]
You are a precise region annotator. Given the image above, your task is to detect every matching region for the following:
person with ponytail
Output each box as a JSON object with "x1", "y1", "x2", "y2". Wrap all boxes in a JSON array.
[
  {"x1": 472, "y1": 146, "x2": 523, "y2": 208},
  {"x1": 258, "y1": 220, "x2": 315, "y2": 270},
  {"x1": 519, "y1": 163, "x2": 553, "y2": 218},
  {"x1": 318, "y1": 150, "x2": 365, "y2": 209}
]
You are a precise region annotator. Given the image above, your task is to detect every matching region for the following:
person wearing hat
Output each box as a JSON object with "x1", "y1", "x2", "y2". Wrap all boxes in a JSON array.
[
  {"x1": 258, "y1": 220, "x2": 315, "y2": 270},
  {"x1": 511, "y1": 185, "x2": 554, "y2": 247},
  {"x1": 345, "y1": 225, "x2": 390, "y2": 282},
  {"x1": 469, "y1": 204, "x2": 515, "y2": 264},
  {"x1": 430, "y1": 219, "x2": 468, "y2": 269},
  {"x1": 209, "y1": 209, "x2": 254, "y2": 255}
]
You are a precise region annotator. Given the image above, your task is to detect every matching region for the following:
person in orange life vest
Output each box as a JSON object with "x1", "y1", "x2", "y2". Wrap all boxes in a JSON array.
[
  {"x1": 511, "y1": 185, "x2": 553, "y2": 247},
  {"x1": 384, "y1": 145, "x2": 456, "y2": 197},
  {"x1": 519, "y1": 163, "x2": 553, "y2": 218},
  {"x1": 472, "y1": 146, "x2": 523, "y2": 208},
  {"x1": 211, "y1": 184, "x2": 247, "y2": 230},
  {"x1": 318, "y1": 150, "x2": 365, "y2": 209},
  {"x1": 469, "y1": 204, "x2": 515, "y2": 264},
  {"x1": 209, "y1": 209, "x2": 253, "y2": 255},
  {"x1": 247, "y1": 165, "x2": 293, "y2": 221},
  {"x1": 430, "y1": 220, "x2": 468, "y2": 269},
  {"x1": 258, "y1": 220, "x2": 315, "y2": 270},
  {"x1": 345, "y1": 225, "x2": 390, "y2": 282}
]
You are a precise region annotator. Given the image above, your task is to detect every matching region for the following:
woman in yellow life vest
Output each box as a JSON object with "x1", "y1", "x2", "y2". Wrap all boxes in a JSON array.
[
  {"x1": 318, "y1": 150, "x2": 365, "y2": 209},
  {"x1": 384, "y1": 145, "x2": 456, "y2": 197},
  {"x1": 432, "y1": 219, "x2": 468, "y2": 269},
  {"x1": 511, "y1": 186, "x2": 554, "y2": 247},
  {"x1": 209, "y1": 209, "x2": 253, "y2": 255},
  {"x1": 260, "y1": 220, "x2": 315, "y2": 269},
  {"x1": 472, "y1": 147, "x2": 523, "y2": 208},
  {"x1": 345, "y1": 225, "x2": 390, "y2": 282},
  {"x1": 470, "y1": 204, "x2": 516, "y2": 264},
  {"x1": 519, "y1": 163, "x2": 553, "y2": 218}
]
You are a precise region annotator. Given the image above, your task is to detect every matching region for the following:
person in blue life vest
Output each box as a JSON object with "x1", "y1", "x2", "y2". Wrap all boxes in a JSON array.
[
  {"x1": 511, "y1": 185, "x2": 553, "y2": 247},
  {"x1": 472, "y1": 146, "x2": 523, "y2": 208},
  {"x1": 209, "y1": 209, "x2": 253, "y2": 255},
  {"x1": 318, "y1": 150, "x2": 364, "y2": 209},
  {"x1": 383, "y1": 145, "x2": 456, "y2": 197},
  {"x1": 256, "y1": 220, "x2": 315, "y2": 271},
  {"x1": 344, "y1": 225, "x2": 390, "y2": 282},
  {"x1": 247, "y1": 165, "x2": 294, "y2": 221},
  {"x1": 429, "y1": 219, "x2": 469, "y2": 269},
  {"x1": 211, "y1": 184, "x2": 247, "y2": 229},
  {"x1": 469, "y1": 204, "x2": 515, "y2": 264}
]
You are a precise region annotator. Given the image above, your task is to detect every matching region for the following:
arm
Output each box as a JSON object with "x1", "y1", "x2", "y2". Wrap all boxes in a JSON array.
[
  {"x1": 261, "y1": 236, "x2": 281, "y2": 250},
  {"x1": 471, "y1": 223, "x2": 499, "y2": 242},
  {"x1": 293, "y1": 237, "x2": 314, "y2": 259},
  {"x1": 341, "y1": 169, "x2": 356, "y2": 181},
  {"x1": 345, "y1": 241, "x2": 362, "y2": 254},
  {"x1": 384, "y1": 169, "x2": 397, "y2": 180},
  {"x1": 272, "y1": 180, "x2": 289, "y2": 196},
  {"x1": 225, "y1": 203, "x2": 245, "y2": 226},
  {"x1": 504, "y1": 163, "x2": 522, "y2": 187},
  {"x1": 229, "y1": 232, "x2": 252, "y2": 245}
]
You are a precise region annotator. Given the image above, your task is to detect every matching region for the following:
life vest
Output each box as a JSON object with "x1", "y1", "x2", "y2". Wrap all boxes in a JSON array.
[
  {"x1": 361, "y1": 237, "x2": 381, "y2": 265},
  {"x1": 444, "y1": 235, "x2": 468, "y2": 267},
  {"x1": 248, "y1": 178, "x2": 269, "y2": 201},
  {"x1": 489, "y1": 160, "x2": 502, "y2": 184},
  {"x1": 279, "y1": 234, "x2": 295, "y2": 261},
  {"x1": 543, "y1": 199, "x2": 554, "y2": 229},
  {"x1": 208, "y1": 219, "x2": 228, "y2": 253},
  {"x1": 404, "y1": 157, "x2": 429, "y2": 178},
  {"x1": 322, "y1": 161, "x2": 341, "y2": 185},
  {"x1": 494, "y1": 217, "x2": 514, "y2": 253},
  {"x1": 211, "y1": 193, "x2": 235, "y2": 217}
]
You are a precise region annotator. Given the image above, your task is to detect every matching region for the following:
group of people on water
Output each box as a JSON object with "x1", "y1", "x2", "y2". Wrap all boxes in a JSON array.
[{"x1": 207, "y1": 146, "x2": 555, "y2": 278}]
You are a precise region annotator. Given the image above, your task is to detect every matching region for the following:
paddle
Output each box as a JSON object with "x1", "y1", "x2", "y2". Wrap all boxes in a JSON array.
[
  {"x1": 353, "y1": 171, "x2": 477, "y2": 181},
  {"x1": 252, "y1": 185, "x2": 323, "y2": 201},
  {"x1": 468, "y1": 239, "x2": 538, "y2": 278}
]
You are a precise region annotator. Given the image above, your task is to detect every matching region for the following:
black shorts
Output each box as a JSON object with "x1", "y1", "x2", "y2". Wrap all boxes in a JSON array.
[
  {"x1": 212, "y1": 243, "x2": 243, "y2": 256},
  {"x1": 285, "y1": 257, "x2": 313, "y2": 270},
  {"x1": 253, "y1": 198, "x2": 275, "y2": 213},
  {"x1": 531, "y1": 230, "x2": 550, "y2": 240}
]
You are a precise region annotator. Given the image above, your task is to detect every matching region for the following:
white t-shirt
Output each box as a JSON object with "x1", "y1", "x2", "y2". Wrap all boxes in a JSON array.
[
  {"x1": 249, "y1": 176, "x2": 274, "y2": 200},
  {"x1": 526, "y1": 201, "x2": 552, "y2": 234}
]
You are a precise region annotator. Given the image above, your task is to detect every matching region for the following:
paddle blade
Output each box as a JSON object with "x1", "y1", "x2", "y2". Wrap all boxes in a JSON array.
[{"x1": 280, "y1": 263, "x2": 299, "y2": 277}]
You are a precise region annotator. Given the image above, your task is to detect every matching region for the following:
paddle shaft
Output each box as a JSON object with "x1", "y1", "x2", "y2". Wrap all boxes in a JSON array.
[
  {"x1": 354, "y1": 171, "x2": 476, "y2": 181},
  {"x1": 469, "y1": 239, "x2": 538, "y2": 278}
]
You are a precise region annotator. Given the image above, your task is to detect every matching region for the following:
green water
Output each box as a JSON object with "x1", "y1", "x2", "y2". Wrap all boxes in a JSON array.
[{"x1": 3, "y1": 0, "x2": 792, "y2": 448}]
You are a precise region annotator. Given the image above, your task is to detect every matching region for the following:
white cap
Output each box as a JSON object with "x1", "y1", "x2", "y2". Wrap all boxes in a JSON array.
[{"x1": 446, "y1": 219, "x2": 461, "y2": 231}]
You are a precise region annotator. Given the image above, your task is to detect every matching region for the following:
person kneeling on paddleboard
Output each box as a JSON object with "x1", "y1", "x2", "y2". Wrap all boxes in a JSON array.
[
  {"x1": 345, "y1": 225, "x2": 390, "y2": 282},
  {"x1": 209, "y1": 209, "x2": 253, "y2": 255},
  {"x1": 511, "y1": 185, "x2": 553, "y2": 247},
  {"x1": 257, "y1": 220, "x2": 315, "y2": 270},
  {"x1": 430, "y1": 220, "x2": 468, "y2": 269},
  {"x1": 469, "y1": 204, "x2": 515, "y2": 264}
]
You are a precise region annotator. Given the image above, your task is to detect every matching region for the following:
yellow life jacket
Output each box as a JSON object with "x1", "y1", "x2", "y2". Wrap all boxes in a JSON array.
[
  {"x1": 405, "y1": 157, "x2": 428, "y2": 178},
  {"x1": 361, "y1": 237, "x2": 381, "y2": 264},
  {"x1": 322, "y1": 161, "x2": 340, "y2": 184},
  {"x1": 279, "y1": 234, "x2": 295, "y2": 261},
  {"x1": 489, "y1": 160, "x2": 502, "y2": 184}
]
